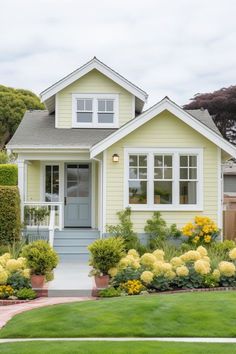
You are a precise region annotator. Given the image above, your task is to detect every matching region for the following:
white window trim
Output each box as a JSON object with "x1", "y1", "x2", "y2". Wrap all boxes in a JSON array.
[
  {"x1": 124, "y1": 147, "x2": 203, "y2": 211},
  {"x1": 41, "y1": 162, "x2": 61, "y2": 203},
  {"x1": 72, "y1": 93, "x2": 119, "y2": 128}
]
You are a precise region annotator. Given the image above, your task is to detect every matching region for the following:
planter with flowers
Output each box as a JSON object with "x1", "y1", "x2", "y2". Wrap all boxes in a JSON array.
[
  {"x1": 88, "y1": 237, "x2": 125, "y2": 289},
  {"x1": 22, "y1": 240, "x2": 58, "y2": 289}
]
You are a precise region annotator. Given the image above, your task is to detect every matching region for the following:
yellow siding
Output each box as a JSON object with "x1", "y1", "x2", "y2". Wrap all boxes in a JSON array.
[
  {"x1": 56, "y1": 69, "x2": 134, "y2": 128},
  {"x1": 105, "y1": 111, "x2": 219, "y2": 232},
  {"x1": 27, "y1": 161, "x2": 41, "y2": 201}
]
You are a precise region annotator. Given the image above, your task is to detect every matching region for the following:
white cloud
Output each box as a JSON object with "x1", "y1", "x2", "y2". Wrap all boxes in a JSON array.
[{"x1": 1, "y1": 0, "x2": 236, "y2": 107}]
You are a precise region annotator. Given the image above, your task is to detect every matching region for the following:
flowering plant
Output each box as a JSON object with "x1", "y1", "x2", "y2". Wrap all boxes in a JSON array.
[
  {"x1": 121, "y1": 280, "x2": 145, "y2": 295},
  {"x1": 182, "y1": 216, "x2": 219, "y2": 245}
]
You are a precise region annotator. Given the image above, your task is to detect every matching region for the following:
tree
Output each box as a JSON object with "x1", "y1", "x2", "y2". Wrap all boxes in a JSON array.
[
  {"x1": 184, "y1": 86, "x2": 236, "y2": 144},
  {"x1": 0, "y1": 85, "x2": 45, "y2": 148}
]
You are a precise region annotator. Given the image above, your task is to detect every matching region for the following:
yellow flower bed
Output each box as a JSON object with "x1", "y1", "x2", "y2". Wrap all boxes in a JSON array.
[
  {"x1": 0, "y1": 253, "x2": 30, "y2": 285},
  {"x1": 121, "y1": 280, "x2": 144, "y2": 295}
]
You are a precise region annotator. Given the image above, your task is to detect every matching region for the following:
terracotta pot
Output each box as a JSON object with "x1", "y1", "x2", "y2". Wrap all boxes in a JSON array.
[
  {"x1": 95, "y1": 275, "x2": 109, "y2": 288},
  {"x1": 31, "y1": 274, "x2": 45, "y2": 289}
]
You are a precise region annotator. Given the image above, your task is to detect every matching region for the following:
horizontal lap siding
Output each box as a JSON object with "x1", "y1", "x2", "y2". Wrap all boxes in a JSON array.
[
  {"x1": 105, "y1": 111, "x2": 219, "y2": 232},
  {"x1": 27, "y1": 161, "x2": 41, "y2": 201},
  {"x1": 56, "y1": 69, "x2": 133, "y2": 128}
]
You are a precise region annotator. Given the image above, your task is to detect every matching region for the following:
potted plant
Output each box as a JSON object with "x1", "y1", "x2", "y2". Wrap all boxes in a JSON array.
[
  {"x1": 88, "y1": 237, "x2": 125, "y2": 288},
  {"x1": 22, "y1": 240, "x2": 58, "y2": 288}
]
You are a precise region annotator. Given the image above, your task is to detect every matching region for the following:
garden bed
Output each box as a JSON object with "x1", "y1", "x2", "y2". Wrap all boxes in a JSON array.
[{"x1": 0, "y1": 299, "x2": 31, "y2": 306}]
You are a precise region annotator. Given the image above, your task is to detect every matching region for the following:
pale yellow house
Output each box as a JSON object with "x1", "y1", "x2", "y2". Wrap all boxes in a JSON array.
[{"x1": 7, "y1": 57, "x2": 236, "y2": 258}]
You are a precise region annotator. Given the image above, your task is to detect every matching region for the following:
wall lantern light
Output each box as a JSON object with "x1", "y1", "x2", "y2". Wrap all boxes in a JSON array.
[{"x1": 112, "y1": 153, "x2": 119, "y2": 162}]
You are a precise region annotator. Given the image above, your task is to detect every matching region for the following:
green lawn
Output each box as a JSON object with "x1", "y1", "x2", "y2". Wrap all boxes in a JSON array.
[
  {"x1": 0, "y1": 341, "x2": 236, "y2": 354},
  {"x1": 1, "y1": 292, "x2": 236, "y2": 338}
]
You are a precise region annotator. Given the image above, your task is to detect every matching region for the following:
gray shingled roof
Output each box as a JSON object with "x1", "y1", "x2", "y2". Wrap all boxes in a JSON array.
[
  {"x1": 7, "y1": 107, "x2": 221, "y2": 149},
  {"x1": 7, "y1": 111, "x2": 116, "y2": 149},
  {"x1": 185, "y1": 109, "x2": 221, "y2": 136}
]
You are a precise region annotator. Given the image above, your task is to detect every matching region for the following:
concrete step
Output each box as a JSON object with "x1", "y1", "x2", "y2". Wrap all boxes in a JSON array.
[
  {"x1": 48, "y1": 289, "x2": 92, "y2": 297},
  {"x1": 58, "y1": 253, "x2": 90, "y2": 262},
  {"x1": 54, "y1": 229, "x2": 99, "y2": 239},
  {"x1": 54, "y1": 238, "x2": 96, "y2": 246},
  {"x1": 54, "y1": 245, "x2": 89, "y2": 253}
]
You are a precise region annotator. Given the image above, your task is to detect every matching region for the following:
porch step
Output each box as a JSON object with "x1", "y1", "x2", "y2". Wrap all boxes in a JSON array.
[
  {"x1": 54, "y1": 229, "x2": 99, "y2": 239},
  {"x1": 54, "y1": 245, "x2": 89, "y2": 253},
  {"x1": 48, "y1": 289, "x2": 92, "y2": 297},
  {"x1": 54, "y1": 238, "x2": 97, "y2": 246},
  {"x1": 58, "y1": 254, "x2": 90, "y2": 262}
]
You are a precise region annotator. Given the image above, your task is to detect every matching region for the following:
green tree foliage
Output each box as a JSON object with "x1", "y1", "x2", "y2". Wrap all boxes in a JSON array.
[
  {"x1": 0, "y1": 85, "x2": 45, "y2": 148},
  {"x1": 184, "y1": 85, "x2": 236, "y2": 144},
  {"x1": 0, "y1": 164, "x2": 18, "y2": 185}
]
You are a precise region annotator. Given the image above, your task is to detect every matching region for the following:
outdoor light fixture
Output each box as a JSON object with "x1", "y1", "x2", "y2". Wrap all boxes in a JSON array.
[{"x1": 112, "y1": 153, "x2": 119, "y2": 162}]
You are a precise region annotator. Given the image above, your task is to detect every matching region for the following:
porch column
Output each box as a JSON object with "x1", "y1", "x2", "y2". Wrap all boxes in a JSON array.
[{"x1": 17, "y1": 159, "x2": 25, "y2": 221}]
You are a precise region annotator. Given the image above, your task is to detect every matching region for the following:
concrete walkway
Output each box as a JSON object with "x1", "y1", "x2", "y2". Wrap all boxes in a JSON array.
[
  {"x1": 0, "y1": 297, "x2": 93, "y2": 329},
  {"x1": 1, "y1": 337, "x2": 236, "y2": 343}
]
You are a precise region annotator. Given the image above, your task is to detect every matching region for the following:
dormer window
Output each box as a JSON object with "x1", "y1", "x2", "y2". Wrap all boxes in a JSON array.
[{"x1": 72, "y1": 93, "x2": 118, "y2": 128}]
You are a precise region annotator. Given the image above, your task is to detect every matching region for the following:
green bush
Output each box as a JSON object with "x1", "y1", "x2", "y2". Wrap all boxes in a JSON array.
[
  {"x1": 144, "y1": 212, "x2": 181, "y2": 250},
  {"x1": 0, "y1": 244, "x2": 8, "y2": 255},
  {"x1": 16, "y1": 287, "x2": 36, "y2": 300},
  {"x1": 0, "y1": 186, "x2": 21, "y2": 245},
  {"x1": 106, "y1": 208, "x2": 141, "y2": 251},
  {"x1": 7, "y1": 271, "x2": 31, "y2": 290},
  {"x1": 0, "y1": 164, "x2": 17, "y2": 185},
  {"x1": 22, "y1": 240, "x2": 59, "y2": 275},
  {"x1": 0, "y1": 151, "x2": 9, "y2": 164},
  {"x1": 88, "y1": 237, "x2": 125, "y2": 275},
  {"x1": 98, "y1": 287, "x2": 122, "y2": 297}
]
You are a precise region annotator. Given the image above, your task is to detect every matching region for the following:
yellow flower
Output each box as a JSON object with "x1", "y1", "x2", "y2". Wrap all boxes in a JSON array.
[
  {"x1": 212, "y1": 269, "x2": 220, "y2": 281},
  {"x1": 0, "y1": 253, "x2": 11, "y2": 267},
  {"x1": 140, "y1": 253, "x2": 156, "y2": 267},
  {"x1": 194, "y1": 260, "x2": 211, "y2": 275},
  {"x1": 153, "y1": 249, "x2": 165, "y2": 261},
  {"x1": 170, "y1": 257, "x2": 184, "y2": 269},
  {"x1": 197, "y1": 246, "x2": 208, "y2": 257},
  {"x1": 122, "y1": 280, "x2": 144, "y2": 295},
  {"x1": 6, "y1": 259, "x2": 23, "y2": 272},
  {"x1": 164, "y1": 270, "x2": 176, "y2": 280},
  {"x1": 218, "y1": 261, "x2": 236, "y2": 277},
  {"x1": 181, "y1": 251, "x2": 201, "y2": 262},
  {"x1": 119, "y1": 257, "x2": 130, "y2": 269},
  {"x1": 22, "y1": 268, "x2": 31, "y2": 279},
  {"x1": 204, "y1": 235, "x2": 211, "y2": 243},
  {"x1": 0, "y1": 270, "x2": 8, "y2": 285},
  {"x1": 108, "y1": 267, "x2": 118, "y2": 277},
  {"x1": 193, "y1": 236, "x2": 200, "y2": 243},
  {"x1": 127, "y1": 249, "x2": 140, "y2": 259},
  {"x1": 141, "y1": 271, "x2": 154, "y2": 284},
  {"x1": 229, "y1": 248, "x2": 236, "y2": 260},
  {"x1": 176, "y1": 265, "x2": 189, "y2": 277}
]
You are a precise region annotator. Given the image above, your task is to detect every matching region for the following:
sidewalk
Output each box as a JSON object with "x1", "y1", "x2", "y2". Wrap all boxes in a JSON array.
[{"x1": 0, "y1": 297, "x2": 93, "y2": 329}]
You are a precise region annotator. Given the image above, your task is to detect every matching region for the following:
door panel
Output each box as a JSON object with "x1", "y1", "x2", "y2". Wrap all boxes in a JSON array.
[{"x1": 64, "y1": 164, "x2": 91, "y2": 227}]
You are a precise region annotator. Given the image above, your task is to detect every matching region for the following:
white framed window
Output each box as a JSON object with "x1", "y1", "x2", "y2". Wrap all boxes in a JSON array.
[
  {"x1": 44, "y1": 165, "x2": 59, "y2": 202},
  {"x1": 124, "y1": 148, "x2": 203, "y2": 211},
  {"x1": 72, "y1": 93, "x2": 119, "y2": 128}
]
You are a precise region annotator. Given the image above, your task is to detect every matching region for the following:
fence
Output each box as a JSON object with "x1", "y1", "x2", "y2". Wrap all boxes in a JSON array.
[{"x1": 223, "y1": 210, "x2": 236, "y2": 241}]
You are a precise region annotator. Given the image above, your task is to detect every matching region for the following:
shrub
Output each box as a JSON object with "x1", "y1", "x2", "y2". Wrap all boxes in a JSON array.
[
  {"x1": 16, "y1": 287, "x2": 36, "y2": 300},
  {"x1": 106, "y1": 208, "x2": 141, "y2": 251},
  {"x1": 0, "y1": 151, "x2": 9, "y2": 164},
  {"x1": 182, "y1": 216, "x2": 219, "y2": 245},
  {"x1": 0, "y1": 244, "x2": 8, "y2": 255},
  {"x1": 88, "y1": 237, "x2": 125, "y2": 275},
  {"x1": 0, "y1": 186, "x2": 21, "y2": 244},
  {"x1": 8, "y1": 240, "x2": 26, "y2": 259},
  {"x1": 22, "y1": 240, "x2": 59, "y2": 275},
  {"x1": 0, "y1": 164, "x2": 17, "y2": 185},
  {"x1": 144, "y1": 212, "x2": 181, "y2": 250},
  {"x1": 98, "y1": 287, "x2": 122, "y2": 297},
  {"x1": 112, "y1": 267, "x2": 142, "y2": 286},
  {"x1": 7, "y1": 271, "x2": 31, "y2": 290},
  {"x1": 0, "y1": 285, "x2": 14, "y2": 299}
]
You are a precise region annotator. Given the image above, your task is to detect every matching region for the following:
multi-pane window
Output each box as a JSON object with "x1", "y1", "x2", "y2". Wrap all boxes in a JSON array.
[
  {"x1": 98, "y1": 99, "x2": 114, "y2": 123},
  {"x1": 45, "y1": 165, "x2": 59, "y2": 202},
  {"x1": 126, "y1": 150, "x2": 202, "y2": 209},
  {"x1": 179, "y1": 155, "x2": 197, "y2": 204},
  {"x1": 154, "y1": 155, "x2": 173, "y2": 204},
  {"x1": 76, "y1": 99, "x2": 93, "y2": 123},
  {"x1": 128, "y1": 155, "x2": 147, "y2": 204},
  {"x1": 73, "y1": 94, "x2": 118, "y2": 127}
]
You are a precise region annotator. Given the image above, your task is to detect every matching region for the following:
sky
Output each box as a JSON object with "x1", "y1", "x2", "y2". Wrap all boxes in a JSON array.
[{"x1": 1, "y1": 0, "x2": 236, "y2": 107}]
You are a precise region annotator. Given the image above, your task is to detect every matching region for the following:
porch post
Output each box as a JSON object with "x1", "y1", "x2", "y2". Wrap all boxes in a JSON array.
[{"x1": 17, "y1": 159, "x2": 25, "y2": 221}]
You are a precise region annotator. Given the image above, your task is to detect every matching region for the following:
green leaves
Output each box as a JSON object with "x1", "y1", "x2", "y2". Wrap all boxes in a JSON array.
[{"x1": 0, "y1": 164, "x2": 17, "y2": 185}]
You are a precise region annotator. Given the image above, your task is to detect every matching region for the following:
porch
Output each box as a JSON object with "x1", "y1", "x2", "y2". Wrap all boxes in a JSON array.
[{"x1": 17, "y1": 151, "x2": 105, "y2": 252}]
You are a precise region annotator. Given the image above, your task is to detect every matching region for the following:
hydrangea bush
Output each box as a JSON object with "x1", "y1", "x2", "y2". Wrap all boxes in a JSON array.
[
  {"x1": 0, "y1": 252, "x2": 35, "y2": 299},
  {"x1": 109, "y1": 245, "x2": 236, "y2": 293}
]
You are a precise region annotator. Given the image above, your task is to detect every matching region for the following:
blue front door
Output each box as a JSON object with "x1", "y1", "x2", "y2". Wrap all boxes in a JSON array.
[{"x1": 64, "y1": 164, "x2": 91, "y2": 227}]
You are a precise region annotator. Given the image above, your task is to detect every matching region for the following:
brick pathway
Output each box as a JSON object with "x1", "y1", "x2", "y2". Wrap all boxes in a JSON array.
[{"x1": 0, "y1": 297, "x2": 93, "y2": 329}]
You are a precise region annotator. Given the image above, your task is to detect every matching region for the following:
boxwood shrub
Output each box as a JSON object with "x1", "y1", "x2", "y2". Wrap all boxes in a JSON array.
[
  {"x1": 0, "y1": 164, "x2": 18, "y2": 186},
  {"x1": 0, "y1": 186, "x2": 21, "y2": 244}
]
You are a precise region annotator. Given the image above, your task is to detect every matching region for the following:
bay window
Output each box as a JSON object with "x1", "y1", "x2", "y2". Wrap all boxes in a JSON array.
[{"x1": 125, "y1": 148, "x2": 203, "y2": 210}]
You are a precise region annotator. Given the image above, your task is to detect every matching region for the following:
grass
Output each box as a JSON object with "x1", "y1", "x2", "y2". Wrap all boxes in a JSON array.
[
  {"x1": 1, "y1": 291, "x2": 236, "y2": 338},
  {"x1": 0, "y1": 341, "x2": 236, "y2": 354}
]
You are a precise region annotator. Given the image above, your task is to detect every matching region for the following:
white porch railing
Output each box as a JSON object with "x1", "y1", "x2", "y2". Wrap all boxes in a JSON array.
[
  {"x1": 24, "y1": 202, "x2": 63, "y2": 231},
  {"x1": 49, "y1": 207, "x2": 56, "y2": 247}
]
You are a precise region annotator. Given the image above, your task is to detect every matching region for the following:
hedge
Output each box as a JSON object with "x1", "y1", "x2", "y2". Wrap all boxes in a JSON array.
[
  {"x1": 0, "y1": 186, "x2": 21, "y2": 244},
  {"x1": 0, "y1": 164, "x2": 18, "y2": 186}
]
